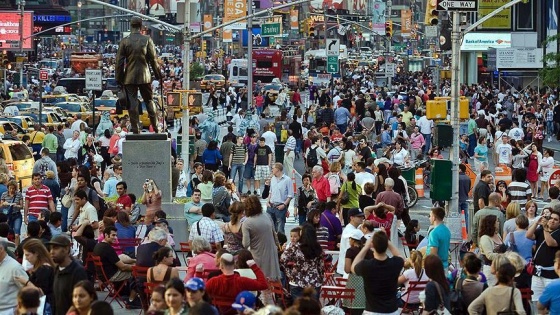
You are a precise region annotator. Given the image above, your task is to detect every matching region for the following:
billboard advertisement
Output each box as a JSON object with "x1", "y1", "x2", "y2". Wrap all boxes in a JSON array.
[{"x1": 0, "y1": 11, "x2": 33, "y2": 50}]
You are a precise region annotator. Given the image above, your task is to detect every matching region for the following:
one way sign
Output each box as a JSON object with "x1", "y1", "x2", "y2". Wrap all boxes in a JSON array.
[
  {"x1": 326, "y1": 39, "x2": 340, "y2": 57},
  {"x1": 437, "y1": 0, "x2": 478, "y2": 11}
]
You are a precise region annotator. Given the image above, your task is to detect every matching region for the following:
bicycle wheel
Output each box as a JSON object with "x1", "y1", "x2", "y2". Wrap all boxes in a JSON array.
[{"x1": 407, "y1": 186, "x2": 418, "y2": 208}]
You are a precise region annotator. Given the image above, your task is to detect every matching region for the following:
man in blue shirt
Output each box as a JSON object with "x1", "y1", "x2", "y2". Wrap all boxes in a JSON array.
[
  {"x1": 334, "y1": 103, "x2": 351, "y2": 134},
  {"x1": 538, "y1": 251, "x2": 560, "y2": 314},
  {"x1": 426, "y1": 206, "x2": 451, "y2": 270}
]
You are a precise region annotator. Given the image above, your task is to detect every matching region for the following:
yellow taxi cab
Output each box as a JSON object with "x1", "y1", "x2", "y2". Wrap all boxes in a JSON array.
[
  {"x1": 54, "y1": 102, "x2": 93, "y2": 126},
  {"x1": 41, "y1": 94, "x2": 83, "y2": 105},
  {"x1": 94, "y1": 94, "x2": 166, "y2": 128},
  {"x1": 0, "y1": 121, "x2": 27, "y2": 139},
  {"x1": 3, "y1": 116, "x2": 36, "y2": 133},
  {"x1": 20, "y1": 111, "x2": 65, "y2": 129},
  {"x1": 200, "y1": 74, "x2": 226, "y2": 92},
  {"x1": 0, "y1": 139, "x2": 34, "y2": 187}
]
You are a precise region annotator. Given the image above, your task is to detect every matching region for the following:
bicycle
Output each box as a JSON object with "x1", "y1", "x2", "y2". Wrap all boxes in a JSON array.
[{"x1": 397, "y1": 159, "x2": 429, "y2": 209}]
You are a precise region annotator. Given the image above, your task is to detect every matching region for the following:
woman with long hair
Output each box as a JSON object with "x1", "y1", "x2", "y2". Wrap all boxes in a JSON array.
[
  {"x1": 342, "y1": 140, "x2": 356, "y2": 174},
  {"x1": 398, "y1": 250, "x2": 429, "y2": 308},
  {"x1": 525, "y1": 200, "x2": 539, "y2": 225},
  {"x1": 421, "y1": 255, "x2": 450, "y2": 314},
  {"x1": 474, "y1": 137, "x2": 489, "y2": 173},
  {"x1": 467, "y1": 263, "x2": 525, "y2": 315},
  {"x1": 339, "y1": 172, "x2": 362, "y2": 226},
  {"x1": 502, "y1": 202, "x2": 521, "y2": 240},
  {"x1": 142, "y1": 179, "x2": 162, "y2": 224},
  {"x1": 495, "y1": 180, "x2": 511, "y2": 210},
  {"x1": 374, "y1": 163, "x2": 388, "y2": 197},
  {"x1": 539, "y1": 148, "x2": 554, "y2": 200},
  {"x1": 164, "y1": 278, "x2": 188, "y2": 315},
  {"x1": 67, "y1": 280, "x2": 98, "y2": 315},
  {"x1": 212, "y1": 173, "x2": 232, "y2": 222},
  {"x1": 221, "y1": 201, "x2": 244, "y2": 253},
  {"x1": 479, "y1": 214, "x2": 505, "y2": 286},
  {"x1": 14, "y1": 239, "x2": 55, "y2": 311},
  {"x1": 305, "y1": 208, "x2": 330, "y2": 242},
  {"x1": 388, "y1": 167, "x2": 410, "y2": 226},
  {"x1": 115, "y1": 211, "x2": 136, "y2": 254},
  {"x1": 148, "y1": 247, "x2": 180, "y2": 284},
  {"x1": 526, "y1": 143, "x2": 541, "y2": 198},
  {"x1": 98, "y1": 129, "x2": 112, "y2": 173},
  {"x1": 280, "y1": 224, "x2": 324, "y2": 300}
]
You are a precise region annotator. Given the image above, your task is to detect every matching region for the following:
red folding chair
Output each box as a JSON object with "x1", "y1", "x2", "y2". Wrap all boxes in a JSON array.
[
  {"x1": 132, "y1": 265, "x2": 150, "y2": 313},
  {"x1": 400, "y1": 237, "x2": 419, "y2": 258},
  {"x1": 320, "y1": 286, "x2": 355, "y2": 308},
  {"x1": 210, "y1": 295, "x2": 235, "y2": 315},
  {"x1": 400, "y1": 280, "x2": 429, "y2": 314},
  {"x1": 268, "y1": 279, "x2": 289, "y2": 308},
  {"x1": 91, "y1": 255, "x2": 127, "y2": 308},
  {"x1": 179, "y1": 242, "x2": 192, "y2": 266},
  {"x1": 334, "y1": 277, "x2": 347, "y2": 287},
  {"x1": 117, "y1": 238, "x2": 142, "y2": 256},
  {"x1": 323, "y1": 259, "x2": 338, "y2": 286},
  {"x1": 318, "y1": 240, "x2": 337, "y2": 251}
]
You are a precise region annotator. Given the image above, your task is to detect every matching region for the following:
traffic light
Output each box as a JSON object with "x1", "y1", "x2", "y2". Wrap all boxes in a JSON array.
[
  {"x1": 308, "y1": 26, "x2": 315, "y2": 38},
  {"x1": 425, "y1": 0, "x2": 439, "y2": 25},
  {"x1": 1, "y1": 53, "x2": 9, "y2": 68},
  {"x1": 385, "y1": 21, "x2": 393, "y2": 37}
]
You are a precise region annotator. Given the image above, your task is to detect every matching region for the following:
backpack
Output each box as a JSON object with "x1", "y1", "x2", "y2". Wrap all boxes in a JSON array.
[
  {"x1": 327, "y1": 173, "x2": 341, "y2": 195},
  {"x1": 449, "y1": 275, "x2": 468, "y2": 314},
  {"x1": 39, "y1": 160, "x2": 50, "y2": 178},
  {"x1": 307, "y1": 146, "x2": 319, "y2": 168},
  {"x1": 88, "y1": 188, "x2": 108, "y2": 219}
]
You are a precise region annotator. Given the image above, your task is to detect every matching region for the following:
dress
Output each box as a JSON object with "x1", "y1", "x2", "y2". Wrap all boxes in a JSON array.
[
  {"x1": 241, "y1": 213, "x2": 282, "y2": 280},
  {"x1": 223, "y1": 223, "x2": 244, "y2": 253},
  {"x1": 527, "y1": 154, "x2": 539, "y2": 182}
]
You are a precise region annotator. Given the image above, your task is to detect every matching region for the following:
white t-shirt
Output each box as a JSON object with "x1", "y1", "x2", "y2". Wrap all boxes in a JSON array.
[
  {"x1": 262, "y1": 131, "x2": 277, "y2": 152},
  {"x1": 508, "y1": 128, "x2": 524, "y2": 141},
  {"x1": 337, "y1": 224, "x2": 358, "y2": 275},
  {"x1": 354, "y1": 171, "x2": 376, "y2": 191},
  {"x1": 401, "y1": 268, "x2": 430, "y2": 304},
  {"x1": 496, "y1": 143, "x2": 512, "y2": 164},
  {"x1": 391, "y1": 149, "x2": 409, "y2": 166}
]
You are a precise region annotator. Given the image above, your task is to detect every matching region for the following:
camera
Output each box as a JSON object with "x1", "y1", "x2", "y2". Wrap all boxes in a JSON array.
[{"x1": 544, "y1": 215, "x2": 551, "y2": 220}]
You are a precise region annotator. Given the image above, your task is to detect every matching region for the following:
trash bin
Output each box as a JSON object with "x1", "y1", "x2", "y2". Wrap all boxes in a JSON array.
[
  {"x1": 401, "y1": 167, "x2": 416, "y2": 184},
  {"x1": 275, "y1": 144, "x2": 285, "y2": 164},
  {"x1": 430, "y1": 159, "x2": 452, "y2": 201}
]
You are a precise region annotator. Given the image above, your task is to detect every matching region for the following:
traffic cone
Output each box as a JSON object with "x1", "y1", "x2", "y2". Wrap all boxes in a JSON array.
[
  {"x1": 292, "y1": 169, "x2": 297, "y2": 195},
  {"x1": 415, "y1": 168, "x2": 424, "y2": 198},
  {"x1": 461, "y1": 210, "x2": 468, "y2": 241}
]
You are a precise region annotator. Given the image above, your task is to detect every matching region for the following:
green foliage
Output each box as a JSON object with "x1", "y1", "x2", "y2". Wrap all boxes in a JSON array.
[
  {"x1": 190, "y1": 62, "x2": 205, "y2": 80},
  {"x1": 539, "y1": 34, "x2": 560, "y2": 88}
]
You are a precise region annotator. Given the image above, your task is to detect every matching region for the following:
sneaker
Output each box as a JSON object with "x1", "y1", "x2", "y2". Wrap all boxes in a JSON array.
[
  {"x1": 246, "y1": 191, "x2": 251, "y2": 195},
  {"x1": 257, "y1": 189, "x2": 261, "y2": 195},
  {"x1": 125, "y1": 298, "x2": 142, "y2": 309},
  {"x1": 548, "y1": 136, "x2": 552, "y2": 142}
]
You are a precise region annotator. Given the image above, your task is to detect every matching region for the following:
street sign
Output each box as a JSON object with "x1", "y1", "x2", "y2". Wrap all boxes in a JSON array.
[
  {"x1": 327, "y1": 56, "x2": 339, "y2": 73},
  {"x1": 326, "y1": 38, "x2": 340, "y2": 57},
  {"x1": 262, "y1": 23, "x2": 281, "y2": 36},
  {"x1": 425, "y1": 25, "x2": 438, "y2": 38},
  {"x1": 85, "y1": 69, "x2": 103, "y2": 91},
  {"x1": 385, "y1": 63, "x2": 395, "y2": 77},
  {"x1": 437, "y1": 0, "x2": 478, "y2": 11},
  {"x1": 39, "y1": 70, "x2": 48, "y2": 81}
]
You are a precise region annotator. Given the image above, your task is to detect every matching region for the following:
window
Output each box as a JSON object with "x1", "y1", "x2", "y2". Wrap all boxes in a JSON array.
[{"x1": 9, "y1": 144, "x2": 33, "y2": 160}]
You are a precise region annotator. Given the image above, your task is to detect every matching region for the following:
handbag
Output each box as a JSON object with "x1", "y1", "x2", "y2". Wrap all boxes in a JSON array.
[
  {"x1": 61, "y1": 191, "x2": 73, "y2": 208},
  {"x1": 433, "y1": 282, "x2": 451, "y2": 315},
  {"x1": 339, "y1": 182, "x2": 350, "y2": 204},
  {"x1": 496, "y1": 287, "x2": 517, "y2": 315},
  {"x1": 92, "y1": 143, "x2": 104, "y2": 164}
]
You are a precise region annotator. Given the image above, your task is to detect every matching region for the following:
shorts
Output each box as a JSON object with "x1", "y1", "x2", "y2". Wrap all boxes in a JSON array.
[
  {"x1": 255, "y1": 165, "x2": 271, "y2": 180},
  {"x1": 243, "y1": 164, "x2": 255, "y2": 179},
  {"x1": 110, "y1": 270, "x2": 132, "y2": 282},
  {"x1": 531, "y1": 275, "x2": 555, "y2": 301}
]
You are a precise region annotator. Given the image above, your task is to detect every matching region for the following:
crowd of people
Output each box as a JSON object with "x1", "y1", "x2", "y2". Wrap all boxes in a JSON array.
[{"x1": 2, "y1": 62, "x2": 560, "y2": 315}]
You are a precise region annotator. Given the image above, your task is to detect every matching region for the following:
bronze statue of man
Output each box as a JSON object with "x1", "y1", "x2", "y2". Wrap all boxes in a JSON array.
[{"x1": 115, "y1": 16, "x2": 162, "y2": 133}]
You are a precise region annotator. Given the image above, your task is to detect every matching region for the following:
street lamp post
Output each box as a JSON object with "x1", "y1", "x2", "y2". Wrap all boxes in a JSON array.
[
  {"x1": 18, "y1": 0, "x2": 25, "y2": 88},
  {"x1": 77, "y1": 1, "x2": 82, "y2": 50}
]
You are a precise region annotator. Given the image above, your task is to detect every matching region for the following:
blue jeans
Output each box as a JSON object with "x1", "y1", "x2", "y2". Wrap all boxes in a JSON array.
[
  {"x1": 267, "y1": 205, "x2": 287, "y2": 235},
  {"x1": 61, "y1": 204, "x2": 69, "y2": 232},
  {"x1": 547, "y1": 121, "x2": 554, "y2": 136},
  {"x1": 8, "y1": 213, "x2": 22, "y2": 235},
  {"x1": 459, "y1": 201, "x2": 469, "y2": 232},
  {"x1": 468, "y1": 134, "x2": 477, "y2": 157},
  {"x1": 296, "y1": 138, "x2": 303, "y2": 155},
  {"x1": 422, "y1": 133, "x2": 432, "y2": 155},
  {"x1": 337, "y1": 123, "x2": 348, "y2": 134},
  {"x1": 28, "y1": 215, "x2": 38, "y2": 223},
  {"x1": 298, "y1": 214, "x2": 306, "y2": 225},
  {"x1": 230, "y1": 164, "x2": 245, "y2": 193}
]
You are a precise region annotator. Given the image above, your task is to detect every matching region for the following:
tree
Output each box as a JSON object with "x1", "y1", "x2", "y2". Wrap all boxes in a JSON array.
[
  {"x1": 190, "y1": 62, "x2": 205, "y2": 80},
  {"x1": 539, "y1": 34, "x2": 560, "y2": 88}
]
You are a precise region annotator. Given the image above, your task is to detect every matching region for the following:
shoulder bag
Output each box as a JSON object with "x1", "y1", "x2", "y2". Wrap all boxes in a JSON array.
[
  {"x1": 508, "y1": 232, "x2": 517, "y2": 252},
  {"x1": 339, "y1": 182, "x2": 350, "y2": 204},
  {"x1": 496, "y1": 287, "x2": 517, "y2": 315},
  {"x1": 433, "y1": 282, "x2": 451, "y2": 315}
]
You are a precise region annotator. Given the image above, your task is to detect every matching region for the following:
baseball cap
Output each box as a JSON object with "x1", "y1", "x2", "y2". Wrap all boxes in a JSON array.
[
  {"x1": 185, "y1": 277, "x2": 205, "y2": 291},
  {"x1": 46, "y1": 235, "x2": 71, "y2": 247},
  {"x1": 349, "y1": 229, "x2": 364, "y2": 241},
  {"x1": 348, "y1": 208, "x2": 365, "y2": 217},
  {"x1": 232, "y1": 291, "x2": 256, "y2": 311}
]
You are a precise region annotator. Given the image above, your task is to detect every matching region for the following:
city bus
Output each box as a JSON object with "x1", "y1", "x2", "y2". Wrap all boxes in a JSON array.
[
  {"x1": 227, "y1": 59, "x2": 249, "y2": 88},
  {"x1": 252, "y1": 49, "x2": 283, "y2": 84}
]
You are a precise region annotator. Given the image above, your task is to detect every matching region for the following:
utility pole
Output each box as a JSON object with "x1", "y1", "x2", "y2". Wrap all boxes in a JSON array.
[
  {"x1": 386, "y1": 0, "x2": 392, "y2": 88},
  {"x1": 247, "y1": 0, "x2": 253, "y2": 109},
  {"x1": 181, "y1": 0, "x2": 191, "y2": 162},
  {"x1": 18, "y1": 0, "x2": 25, "y2": 89},
  {"x1": 448, "y1": 0, "x2": 523, "y2": 213}
]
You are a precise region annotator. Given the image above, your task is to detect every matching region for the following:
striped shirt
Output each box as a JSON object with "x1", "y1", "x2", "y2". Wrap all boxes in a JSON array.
[
  {"x1": 231, "y1": 144, "x2": 247, "y2": 165},
  {"x1": 26, "y1": 184, "x2": 53, "y2": 217},
  {"x1": 508, "y1": 181, "x2": 532, "y2": 210},
  {"x1": 284, "y1": 136, "x2": 296, "y2": 152}
]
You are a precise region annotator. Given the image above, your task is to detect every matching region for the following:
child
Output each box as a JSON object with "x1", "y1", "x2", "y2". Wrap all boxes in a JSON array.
[{"x1": 282, "y1": 226, "x2": 301, "y2": 251}]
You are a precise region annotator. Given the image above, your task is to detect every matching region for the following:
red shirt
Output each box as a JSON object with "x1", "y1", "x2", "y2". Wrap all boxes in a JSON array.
[
  {"x1": 205, "y1": 265, "x2": 269, "y2": 302},
  {"x1": 116, "y1": 194, "x2": 133, "y2": 211},
  {"x1": 26, "y1": 184, "x2": 53, "y2": 217},
  {"x1": 312, "y1": 176, "x2": 331, "y2": 202},
  {"x1": 366, "y1": 212, "x2": 394, "y2": 237}
]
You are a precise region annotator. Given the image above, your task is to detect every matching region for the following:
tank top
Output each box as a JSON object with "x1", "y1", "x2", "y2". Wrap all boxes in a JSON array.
[{"x1": 150, "y1": 266, "x2": 172, "y2": 283}]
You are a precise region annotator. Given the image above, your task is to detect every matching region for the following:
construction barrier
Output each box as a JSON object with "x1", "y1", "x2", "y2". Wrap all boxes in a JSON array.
[
  {"x1": 494, "y1": 164, "x2": 512, "y2": 186},
  {"x1": 415, "y1": 168, "x2": 424, "y2": 198},
  {"x1": 461, "y1": 210, "x2": 468, "y2": 241}
]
